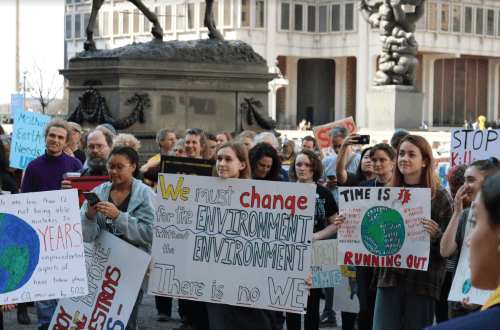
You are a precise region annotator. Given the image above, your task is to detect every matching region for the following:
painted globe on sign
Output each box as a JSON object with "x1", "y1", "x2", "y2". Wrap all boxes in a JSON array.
[
  {"x1": 462, "y1": 279, "x2": 472, "y2": 294},
  {"x1": 0, "y1": 213, "x2": 40, "y2": 293},
  {"x1": 361, "y1": 206, "x2": 405, "y2": 256}
]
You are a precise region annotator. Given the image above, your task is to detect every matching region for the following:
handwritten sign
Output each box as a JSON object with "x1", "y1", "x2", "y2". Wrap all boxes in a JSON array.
[
  {"x1": 312, "y1": 117, "x2": 356, "y2": 158},
  {"x1": 337, "y1": 187, "x2": 431, "y2": 270},
  {"x1": 10, "y1": 94, "x2": 23, "y2": 117},
  {"x1": 48, "y1": 230, "x2": 151, "y2": 330},
  {"x1": 448, "y1": 209, "x2": 494, "y2": 305},
  {"x1": 10, "y1": 109, "x2": 51, "y2": 170},
  {"x1": 148, "y1": 174, "x2": 316, "y2": 314},
  {"x1": 333, "y1": 265, "x2": 360, "y2": 313},
  {"x1": 450, "y1": 129, "x2": 500, "y2": 166},
  {"x1": 67, "y1": 176, "x2": 110, "y2": 207},
  {"x1": 0, "y1": 189, "x2": 87, "y2": 304},
  {"x1": 310, "y1": 240, "x2": 341, "y2": 288},
  {"x1": 436, "y1": 162, "x2": 450, "y2": 192}
]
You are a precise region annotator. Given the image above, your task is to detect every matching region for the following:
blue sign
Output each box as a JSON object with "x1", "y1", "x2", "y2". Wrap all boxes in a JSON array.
[
  {"x1": 10, "y1": 109, "x2": 51, "y2": 170},
  {"x1": 10, "y1": 94, "x2": 24, "y2": 117}
]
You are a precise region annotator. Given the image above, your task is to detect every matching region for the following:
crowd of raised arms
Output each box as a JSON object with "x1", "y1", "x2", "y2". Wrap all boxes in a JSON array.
[{"x1": 0, "y1": 118, "x2": 499, "y2": 330}]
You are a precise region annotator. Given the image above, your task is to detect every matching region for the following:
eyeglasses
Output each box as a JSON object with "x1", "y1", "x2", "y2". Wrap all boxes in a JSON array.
[
  {"x1": 87, "y1": 144, "x2": 106, "y2": 151},
  {"x1": 106, "y1": 164, "x2": 132, "y2": 172}
]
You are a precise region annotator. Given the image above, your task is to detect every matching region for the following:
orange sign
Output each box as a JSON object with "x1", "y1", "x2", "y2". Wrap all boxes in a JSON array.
[{"x1": 312, "y1": 117, "x2": 356, "y2": 158}]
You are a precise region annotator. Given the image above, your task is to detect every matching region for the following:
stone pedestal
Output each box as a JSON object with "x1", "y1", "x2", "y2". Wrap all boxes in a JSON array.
[{"x1": 365, "y1": 85, "x2": 424, "y2": 130}]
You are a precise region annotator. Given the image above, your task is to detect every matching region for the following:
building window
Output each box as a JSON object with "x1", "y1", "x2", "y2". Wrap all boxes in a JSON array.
[
  {"x1": 465, "y1": 6, "x2": 473, "y2": 34},
  {"x1": 113, "y1": 11, "x2": 119, "y2": 35},
  {"x1": 75, "y1": 13, "x2": 81, "y2": 39},
  {"x1": 187, "y1": 3, "x2": 195, "y2": 30},
  {"x1": 144, "y1": 8, "x2": 151, "y2": 33},
  {"x1": 165, "y1": 5, "x2": 172, "y2": 31},
  {"x1": 255, "y1": 1, "x2": 264, "y2": 28},
  {"x1": 122, "y1": 10, "x2": 130, "y2": 35},
  {"x1": 345, "y1": 3, "x2": 355, "y2": 31},
  {"x1": 441, "y1": 3, "x2": 449, "y2": 32},
  {"x1": 319, "y1": 5, "x2": 327, "y2": 32},
  {"x1": 84, "y1": 13, "x2": 90, "y2": 37},
  {"x1": 476, "y1": 8, "x2": 484, "y2": 35},
  {"x1": 66, "y1": 0, "x2": 72, "y2": 5},
  {"x1": 200, "y1": 1, "x2": 218, "y2": 29},
  {"x1": 177, "y1": 5, "x2": 185, "y2": 31},
  {"x1": 133, "y1": 9, "x2": 140, "y2": 33},
  {"x1": 281, "y1": 2, "x2": 290, "y2": 30},
  {"x1": 428, "y1": 2, "x2": 437, "y2": 30},
  {"x1": 487, "y1": 9, "x2": 494, "y2": 36},
  {"x1": 74, "y1": 0, "x2": 81, "y2": 3},
  {"x1": 65, "y1": 14, "x2": 72, "y2": 39},
  {"x1": 307, "y1": 6, "x2": 316, "y2": 32},
  {"x1": 241, "y1": 0, "x2": 250, "y2": 27},
  {"x1": 224, "y1": 0, "x2": 231, "y2": 27},
  {"x1": 331, "y1": 4, "x2": 340, "y2": 32},
  {"x1": 452, "y1": 5, "x2": 461, "y2": 33},
  {"x1": 103, "y1": 11, "x2": 109, "y2": 36},
  {"x1": 416, "y1": 2, "x2": 426, "y2": 30},
  {"x1": 433, "y1": 58, "x2": 488, "y2": 127},
  {"x1": 294, "y1": 4, "x2": 303, "y2": 31}
]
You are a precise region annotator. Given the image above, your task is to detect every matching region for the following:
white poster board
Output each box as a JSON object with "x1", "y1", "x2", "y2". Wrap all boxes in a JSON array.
[
  {"x1": 48, "y1": 230, "x2": 151, "y2": 330},
  {"x1": 149, "y1": 174, "x2": 316, "y2": 314},
  {"x1": 0, "y1": 190, "x2": 87, "y2": 304},
  {"x1": 310, "y1": 240, "x2": 341, "y2": 288},
  {"x1": 450, "y1": 129, "x2": 500, "y2": 166},
  {"x1": 448, "y1": 208, "x2": 494, "y2": 305},
  {"x1": 337, "y1": 187, "x2": 432, "y2": 270},
  {"x1": 332, "y1": 265, "x2": 360, "y2": 314}
]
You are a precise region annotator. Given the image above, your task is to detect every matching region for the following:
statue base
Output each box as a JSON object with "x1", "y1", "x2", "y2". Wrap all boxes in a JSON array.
[{"x1": 365, "y1": 85, "x2": 424, "y2": 130}]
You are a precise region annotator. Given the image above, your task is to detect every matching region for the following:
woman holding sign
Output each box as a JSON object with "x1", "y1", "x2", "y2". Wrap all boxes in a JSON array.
[
  {"x1": 286, "y1": 150, "x2": 341, "y2": 330},
  {"x1": 81, "y1": 147, "x2": 155, "y2": 330},
  {"x1": 425, "y1": 170, "x2": 500, "y2": 329},
  {"x1": 371, "y1": 135, "x2": 454, "y2": 330}
]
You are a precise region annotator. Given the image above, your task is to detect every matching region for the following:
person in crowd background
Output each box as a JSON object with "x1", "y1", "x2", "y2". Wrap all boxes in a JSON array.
[
  {"x1": 286, "y1": 150, "x2": 339, "y2": 330},
  {"x1": 390, "y1": 129, "x2": 409, "y2": 150},
  {"x1": 1, "y1": 136, "x2": 23, "y2": 189},
  {"x1": 64, "y1": 122, "x2": 86, "y2": 164},
  {"x1": 371, "y1": 135, "x2": 453, "y2": 330},
  {"x1": 426, "y1": 170, "x2": 500, "y2": 329},
  {"x1": 302, "y1": 135, "x2": 317, "y2": 152},
  {"x1": 203, "y1": 132, "x2": 218, "y2": 160},
  {"x1": 184, "y1": 129, "x2": 205, "y2": 159},
  {"x1": 235, "y1": 131, "x2": 256, "y2": 151},
  {"x1": 173, "y1": 139, "x2": 186, "y2": 157},
  {"x1": 114, "y1": 133, "x2": 141, "y2": 152},
  {"x1": 281, "y1": 140, "x2": 296, "y2": 165},
  {"x1": 0, "y1": 141, "x2": 19, "y2": 195},
  {"x1": 148, "y1": 128, "x2": 176, "y2": 163},
  {"x1": 216, "y1": 131, "x2": 232, "y2": 146},
  {"x1": 446, "y1": 164, "x2": 469, "y2": 200},
  {"x1": 335, "y1": 134, "x2": 375, "y2": 186},
  {"x1": 249, "y1": 142, "x2": 284, "y2": 181},
  {"x1": 254, "y1": 132, "x2": 289, "y2": 182},
  {"x1": 440, "y1": 157, "x2": 500, "y2": 318},
  {"x1": 21, "y1": 117, "x2": 82, "y2": 330},
  {"x1": 81, "y1": 147, "x2": 155, "y2": 330},
  {"x1": 81, "y1": 124, "x2": 117, "y2": 169}
]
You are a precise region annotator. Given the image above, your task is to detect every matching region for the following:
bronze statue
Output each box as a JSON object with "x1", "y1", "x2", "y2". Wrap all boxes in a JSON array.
[
  {"x1": 84, "y1": 0, "x2": 223, "y2": 51},
  {"x1": 360, "y1": 0, "x2": 426, "y2": 86}
]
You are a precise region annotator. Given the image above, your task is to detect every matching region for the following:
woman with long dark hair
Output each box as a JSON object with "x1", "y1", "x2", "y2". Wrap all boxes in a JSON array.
[{"x1": 248, "y1": 142, "x2": 283, "y2": 181}]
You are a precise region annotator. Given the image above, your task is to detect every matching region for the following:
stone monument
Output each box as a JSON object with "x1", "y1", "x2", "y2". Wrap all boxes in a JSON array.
[
  {"x1": 360, "y1": 0, "x2": 426, "y2": 130},
  {"x1": 61, "y1": 4, "x2": 277, "y2": 163}
]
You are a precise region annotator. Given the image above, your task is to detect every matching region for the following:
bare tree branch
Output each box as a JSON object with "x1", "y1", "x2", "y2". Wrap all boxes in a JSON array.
[{"x1": 25, "y1": 55, "x2": 63, "y2": 115}]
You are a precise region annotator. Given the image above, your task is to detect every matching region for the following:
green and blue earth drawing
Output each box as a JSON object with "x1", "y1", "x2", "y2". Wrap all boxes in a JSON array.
[
  {"x1": 361, "y1": 206, "x2": 405, "y2": 256},
  {"x1": 0, "y1": 213, "x2": 40, "y2": 294},
  {"x1": 462, "y1": 279, "x2": 472, "y2": 294}
]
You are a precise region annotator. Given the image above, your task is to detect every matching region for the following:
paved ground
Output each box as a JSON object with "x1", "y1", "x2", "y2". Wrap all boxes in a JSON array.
[{"x1": 3, "y1": 295, "x2": 344, "y2": 330}]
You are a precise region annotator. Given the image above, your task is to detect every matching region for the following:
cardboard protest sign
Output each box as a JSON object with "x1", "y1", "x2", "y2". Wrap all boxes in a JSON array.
[
  {"x1": 333, "y1": 265, "x2": 360, "y2": 314},
  {"x1": 0, "y1": 190, "x2": 87, "y2": 304},
  {"x1": 67, "y1": 176, "x2": 110, "y2": 206},
  {"x1": 161, "y1": 156, "x2": 216, "y2": 176},
  {"x1": 448, "y1": 208, "x2": 494, "y2": 305},
  {"x1": 149, "y1": 174, "x2": 316, "y2": 314},
  {"x1": 312, "y1": 117, "x2": 356, "y2": 158},
  {"x1": 450, "y1": 129, "x2": 500, "y2": 167},
  {"x1": 48, "y1": 230, "x2": 151, "y2": 330},
  {"x1": 310, "y1": 240, "x2": 341, "y2": 288},
  {"x1": 337, "y1": 187, "x2": 431, "y2": 270},
  {"x1": 10, "y1": 109, "x2": 51, "y2": 170}
]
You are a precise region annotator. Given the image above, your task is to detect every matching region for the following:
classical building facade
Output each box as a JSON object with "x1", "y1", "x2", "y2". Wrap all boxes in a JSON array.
[{"x1": 65, "y1": 0, "x2": 500, "y2": 130}]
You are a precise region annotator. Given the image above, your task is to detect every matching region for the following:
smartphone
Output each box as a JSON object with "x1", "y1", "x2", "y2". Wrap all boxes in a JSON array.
[
  {"x1": 83, "y1": 192, "x2": 100, "y2": 206},
  {"x1": 327, "y1": 174, "x2": 336, "y2": 180},
  {"x1": 353, "y1": 135, "x2": 370, "y2": 145}
]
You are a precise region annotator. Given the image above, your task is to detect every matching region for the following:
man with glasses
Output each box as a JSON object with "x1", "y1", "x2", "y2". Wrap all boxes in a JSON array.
[
  {"x1": 203, "y1": 132, "x2": 218, "y2": 160},
  {"x1": 148, "y1": 128, "x2": 176, "y2": 163}
]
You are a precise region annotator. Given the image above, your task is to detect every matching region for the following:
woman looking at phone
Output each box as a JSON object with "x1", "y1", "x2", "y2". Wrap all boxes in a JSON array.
[
  {"x1": 80, "y1": 146, "x2": 155, "y2": 330},
  {"x1": 335, "y1": 134, "x2": 375, "y2": 186}
]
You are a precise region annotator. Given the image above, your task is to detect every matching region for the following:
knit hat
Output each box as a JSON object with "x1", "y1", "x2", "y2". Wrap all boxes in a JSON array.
[{"x1": 97, "y1": 123, "x2": 117, "y2": 136}]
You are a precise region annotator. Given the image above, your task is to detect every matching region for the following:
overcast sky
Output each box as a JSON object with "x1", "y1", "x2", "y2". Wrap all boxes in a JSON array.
[{"x1": 0, "y1": 0, "x2": 64, "y2": 105}]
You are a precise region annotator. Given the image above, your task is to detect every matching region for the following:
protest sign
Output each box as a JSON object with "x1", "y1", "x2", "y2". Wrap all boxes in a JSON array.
[
  {"x1": 448, "y1": 208, "x2": 494, "y2": 305},
  {"x1": 450, "y1": 129, "x2": 500, "y2": 167},
  {"x1": 48, "y1": 230, "x2": 151, "y2": 330},
  {"x1": 0, "y1": 189, "x2": 87, "y2": 304},
  {"x1": 332, "y1": 265, "x2": 360, "y2": 314},
  {"x1": 312, "y1": 117, "x2": 356, "y2": 158},
  {"x1": 310, "y1": 240, "x2": 341, "y2": 288},
  {"x1": 149, "y1": 174, "x2": 316, "y2": 314},
  {"x1": 67, "y1": 176, "x2": 110, "y2": 206},
  {"x1": 161, "y1": 156, "x2": 216, "y2": 176},
  {"x1": 11, "y1": 94, "x2": 23, "y2": 117},
  {"x1": 10, "y1": 109, "x2": 51, "y2": 170},
  {"x1": 337, "y1": 187, "x2": 431, "y2": 270},
  {"x1": 435, "y1": 162, "x2": 450, "y2": 191}
]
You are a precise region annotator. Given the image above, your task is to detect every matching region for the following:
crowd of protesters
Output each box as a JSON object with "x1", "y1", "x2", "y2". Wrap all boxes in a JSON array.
[{"x1": 0, "y1": 117, "x2": 499, "y2": 330}]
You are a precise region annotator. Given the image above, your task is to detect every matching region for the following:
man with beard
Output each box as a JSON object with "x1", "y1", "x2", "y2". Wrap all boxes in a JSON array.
[{"x1": 281, "y1": 140, "x2": 296, "y2": 165}]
